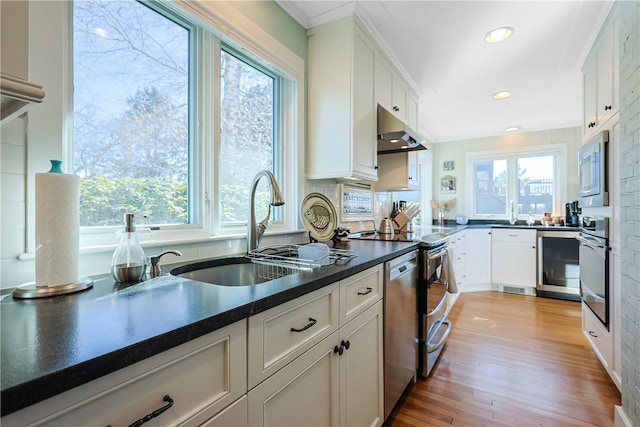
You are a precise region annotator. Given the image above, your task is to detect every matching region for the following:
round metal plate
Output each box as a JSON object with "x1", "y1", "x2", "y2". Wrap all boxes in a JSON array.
[
  {"x1": 12, "y1": 277, "x2": 94, "y2": 299},
  {"x1": 300, "y1": 193, "x2": 338, "y2": 242}
]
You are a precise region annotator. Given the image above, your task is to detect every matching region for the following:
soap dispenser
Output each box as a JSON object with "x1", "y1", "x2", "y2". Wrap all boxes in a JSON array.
[{"x1": 111, "y1": 213, "x2": 147, "y2": 283}]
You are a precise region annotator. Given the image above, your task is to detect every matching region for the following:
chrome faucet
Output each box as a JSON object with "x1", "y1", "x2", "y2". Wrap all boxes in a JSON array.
[{"x1": 247, "y1": 170, "x2": 285, "y2": 253}]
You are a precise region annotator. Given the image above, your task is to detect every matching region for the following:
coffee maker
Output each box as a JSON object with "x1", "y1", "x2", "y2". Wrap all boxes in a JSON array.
[{"x1": 565, "y1": 200, "x2": 580, "y2": 227}]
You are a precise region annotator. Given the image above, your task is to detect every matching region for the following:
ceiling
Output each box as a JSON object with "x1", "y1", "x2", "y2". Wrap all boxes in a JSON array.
[{"x1": 275, "y1": 1, "x2": 613, "y2": 143}]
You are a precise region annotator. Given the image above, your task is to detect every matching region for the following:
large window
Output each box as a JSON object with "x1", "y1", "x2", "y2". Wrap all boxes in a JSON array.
[
  {"x1": 470, "y1": 151, "x2": 558, "y2": 217},
  {"x1": 73, "y1": 0, "x2": 191, "y2": 227},
  {"x1": 73, "y1": 0, "x2": 284, "y2": 231}
]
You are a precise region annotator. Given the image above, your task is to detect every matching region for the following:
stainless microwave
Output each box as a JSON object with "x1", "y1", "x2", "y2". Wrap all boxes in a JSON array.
[{"x1": 578, "y1": 130, "x2": 609, "y2": 208}]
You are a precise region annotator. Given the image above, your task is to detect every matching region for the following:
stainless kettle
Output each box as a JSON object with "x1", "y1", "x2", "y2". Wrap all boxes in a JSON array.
[{"x1": 379, "y1": 217, "x2": 394, "y2": 235}]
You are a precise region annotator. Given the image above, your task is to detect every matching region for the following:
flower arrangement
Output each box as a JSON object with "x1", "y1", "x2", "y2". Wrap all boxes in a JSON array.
[
  {"x1": 430, "y1": 198, "x2": 456, "y2": 212},
  {"x1": 430, "y1": 198, "x2": 456, "y2": 226}
]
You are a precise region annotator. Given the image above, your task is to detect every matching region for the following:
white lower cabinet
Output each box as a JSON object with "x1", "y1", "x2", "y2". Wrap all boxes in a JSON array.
[
  {"x1": 582, "y1": 302, "x2": 612, "y2": 372},
  {"x1": 491, "y1": 228, "x2": 537, "y2": 290},
  {"x1": 2, "y1": 320, "x2": 247, "y2": 427},
  {"x1": 248, "y1": 265, "x2": 384, "y2": 427},
  {"x1": 248, "y1": 301, "x2": 384, "y2": 427}
]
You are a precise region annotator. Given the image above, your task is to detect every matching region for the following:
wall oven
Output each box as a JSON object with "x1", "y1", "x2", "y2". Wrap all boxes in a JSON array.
[
  {"x1": 578, "y1": 130, "x2": 609, "y2": 207},
  {"x1": 419, "y1": 241, "x2": 454, "y2": 377},
  {"x1": 577, "y1": 216, "x2": 609, "y2": 329}
]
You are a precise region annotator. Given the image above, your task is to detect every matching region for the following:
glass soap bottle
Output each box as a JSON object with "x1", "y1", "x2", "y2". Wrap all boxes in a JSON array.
[{"x1": 111, "y1": 213, "x2": 147, "y2": 283}]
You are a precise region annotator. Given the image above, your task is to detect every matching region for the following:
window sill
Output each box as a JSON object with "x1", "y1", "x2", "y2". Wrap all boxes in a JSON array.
[{"x1": 17, "y1": 227, "x2": 307, "y2": 260}]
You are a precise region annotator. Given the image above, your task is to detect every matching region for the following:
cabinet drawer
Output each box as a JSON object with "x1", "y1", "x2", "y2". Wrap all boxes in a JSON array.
[
  {"x1": 4, "y1": 320, "x2": 247, "y2": 427},
  {"x1": 492, "y1": 228, "x2": 536, "y2": 243},
  {"x1": 340, "y1": 264, "x2": 383, "y2": 325},
  {"x1": 582, "y1": 303, "x2": 612, "y2": 370},
  {"x1": 248, "y1": 283, "x2": 339, "y2": 389}
]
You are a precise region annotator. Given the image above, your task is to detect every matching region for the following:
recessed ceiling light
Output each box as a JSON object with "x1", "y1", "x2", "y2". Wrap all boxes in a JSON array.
[
  {"x1": 390, "y1": 139, "x2": 399, "y2": 143},
  {"x1": 505, "y1": 126, "x2": 520, "y2": 132},
  {"x1": 493, "y1": 91, "x2": 512, "y2": 100},
  {"x1": 484, "y1": 27, "x2": 514, "y2": 43}
]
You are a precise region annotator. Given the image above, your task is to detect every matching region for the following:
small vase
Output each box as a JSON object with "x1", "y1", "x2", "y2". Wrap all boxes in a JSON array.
[{"x1": 438, "y1": 210, "x2": 445, "y2": 227}]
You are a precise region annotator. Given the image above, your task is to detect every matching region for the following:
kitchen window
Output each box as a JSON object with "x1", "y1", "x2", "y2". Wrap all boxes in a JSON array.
[
  {"x1": 71, "y1": 0, "x2": 294, "y2": 238},
  {"x1": 467, "y1": 145, "x2": 565, "y2": 218}
]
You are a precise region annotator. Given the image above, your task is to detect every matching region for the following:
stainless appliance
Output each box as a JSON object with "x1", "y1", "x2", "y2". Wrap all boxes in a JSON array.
[
  {"x1": 577, "y1": 216, "x2": 610, "y2": 328},
  {"x1": 377, "y1": 104, "x2": 429, "y2": 154},
  {"x1": 578, "y1": 130, "x2": 609, "y2": 207},
  {"x1": 384, "y1": 250, "x2": 418, "y2": 420},
  {"x1": 536, "y1": 230, "x2": 580, "y2": 301},
  {"x1": 419, "y1": 241, "x2": 454, "y2": 377}
]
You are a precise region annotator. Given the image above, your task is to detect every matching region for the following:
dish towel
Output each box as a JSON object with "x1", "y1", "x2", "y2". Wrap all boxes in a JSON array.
[{"x1": 442, "y1": 247, "x2": 458, "y2": 294}]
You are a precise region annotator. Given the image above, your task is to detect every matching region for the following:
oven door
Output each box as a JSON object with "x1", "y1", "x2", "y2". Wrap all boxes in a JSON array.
[{"x1": 577, "y1": 232, "x2": 609, "y2": 328}]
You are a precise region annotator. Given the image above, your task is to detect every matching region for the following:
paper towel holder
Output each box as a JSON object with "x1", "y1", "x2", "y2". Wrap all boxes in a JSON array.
[{"x1": 12, "y1": 277, "x2": 94, "y2": 299}]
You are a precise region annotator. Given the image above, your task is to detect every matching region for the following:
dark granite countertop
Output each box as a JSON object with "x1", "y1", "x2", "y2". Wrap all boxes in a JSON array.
[{"x1": 0, "y1": 240, "x2": 418, "y2": 417}]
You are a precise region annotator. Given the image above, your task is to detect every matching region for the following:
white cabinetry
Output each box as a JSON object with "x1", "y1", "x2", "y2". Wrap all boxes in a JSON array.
[
  {"x1": 248, "y1": 265, "x2": 384, "y2": 427},
  {"x1": 375, "y1": 151, "x2": 419, "y2": 190},
  {"x1": 450, "y1": 228, "x2": 492, "y2": 292},
  {"x1": 491, "y1": 228, "x2": 537, "y2": 292},
  {"x1": 374, "y1": 54, "x2": 418, "y2": 127},
  {"x1": 307, "y1": 18, "x2": 378, "y2": 181},
  {"x1": 582, "y1": 303, "x2": 613, "y2": 371},
  {"x1": 582, "y1": 15, "x2": 619, "y2": 138},
  {"x1": 3, "y1": 320, "x2": 248, "y2": 426}
]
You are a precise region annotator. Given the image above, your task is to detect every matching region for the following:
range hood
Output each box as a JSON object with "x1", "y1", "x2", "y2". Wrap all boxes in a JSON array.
[
  {"x1": 1, "y1": 74, "x2": 45, "y2": 125},
  {"x1": 377, "y1": 104, "x2": 429, "y2": 154}
]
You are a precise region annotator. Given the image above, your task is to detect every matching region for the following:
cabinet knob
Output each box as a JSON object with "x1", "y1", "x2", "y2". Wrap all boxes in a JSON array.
[
  {"x1": 588, "y1": 330, "x2": 598, "y2": 338},
  {"x1": 604, "y1": 105, "x2": 612, "y2": 111},
  {"x1": 334, "y1": 345, "x2": 344, "y2": 355},
  {"x1": 588, "y1": 122, "x2": 596, "y2": 128},
  {"x1": 341, "y1": 340, "x2": 350, "y2": 350}
]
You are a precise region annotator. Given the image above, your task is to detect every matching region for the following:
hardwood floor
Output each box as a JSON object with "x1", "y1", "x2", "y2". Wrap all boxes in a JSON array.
[{"x1": 388, "y1": 291, "x2": 620, "y2": 427}]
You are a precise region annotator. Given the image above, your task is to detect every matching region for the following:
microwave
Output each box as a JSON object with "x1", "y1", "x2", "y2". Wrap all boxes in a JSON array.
[{"x1": 578, "y1": 130, "x2": 609, "y2": 208}]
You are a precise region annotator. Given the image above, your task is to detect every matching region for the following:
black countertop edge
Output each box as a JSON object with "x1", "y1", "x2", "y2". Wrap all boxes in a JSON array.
[{"x1": 1, "y1": 241, "x2": 419, "y2": 417}]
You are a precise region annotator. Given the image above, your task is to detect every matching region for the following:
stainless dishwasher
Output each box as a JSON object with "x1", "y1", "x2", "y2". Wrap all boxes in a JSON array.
[{"x1": 384, "y1": 250, "x2": 418, "y2": 420}]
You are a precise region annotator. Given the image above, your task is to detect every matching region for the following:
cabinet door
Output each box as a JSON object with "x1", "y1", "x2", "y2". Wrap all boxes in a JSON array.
[
  {"x1": 491, "y1": 229, "x2": 537, "y2": 288},
  {"x1": 392, "y1": 77, "x2": 407, "y2": 121},
  {"x1": 465, "y1": 229, "x2": 492, "y2": 288},
  {"x1": 352, "y1": 25, "x2": 378, "y2": 180},
  {"x1": 374, "y1": 55, "x2": 393, "y2": 112},
  {"x1": 340, "y1": 301, "x2": 384, "y2": 427},
  {"x1": 340, "y1": 264, "x2": 383, "y2": 326},
  {"x1": 406, "y1": 91, "x2": 418, "y2": 131},
  {"x1": 583, "y1": 56, "x2": 597, "y2": 137},
  {"x1": 375, "y1": 152, "x2": 419, "y2": 191},
  {"x1": 198, "y1": 395, "x2": 247, "y2": 427},
  {"x1": 248, "y1": 331, "x2": 340, "y2": 427},
  {"x1": 582, "y1": 302, "x2": 612, "y2": 371},
  {"x1": 595, "y1": 17, "x2": 618, "y2": 126}
]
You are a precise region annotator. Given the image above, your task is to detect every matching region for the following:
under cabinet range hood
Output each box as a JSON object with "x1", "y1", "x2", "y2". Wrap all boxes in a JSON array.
[
  {"x1": 377, "y1": 104, "x2": 429, "y2": 154},
  {"x1": 1, "y1": 74, "x2": 45, "y2": 125}
]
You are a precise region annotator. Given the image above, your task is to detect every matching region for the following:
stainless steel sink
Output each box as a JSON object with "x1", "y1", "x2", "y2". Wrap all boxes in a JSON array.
[{"x1": 170, "y1": 257, "x2": 295, "y2": 286}]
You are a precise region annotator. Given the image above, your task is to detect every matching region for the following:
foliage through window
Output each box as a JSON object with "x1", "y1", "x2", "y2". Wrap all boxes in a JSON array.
[
  {"x1": 219, "y1": 49, "x2": 278, "y2": 225},
  {"x1": 472, "y1": 154, "x2": 556, "y2": 217},
  {"x1": 73, "y1": 1, "x2": 283, "y2": 231},
  {"x1": 73, "y1": 0, "x2": 190, "y2": 227}
]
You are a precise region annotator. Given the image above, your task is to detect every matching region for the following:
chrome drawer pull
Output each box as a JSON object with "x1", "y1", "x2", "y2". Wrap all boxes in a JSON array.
[
  {"x1": 127, "y1": 394, "x2": 174, "y2": 427},
  {"x1": 291, "y1": 317, "x2": 317, "y2": 332}
]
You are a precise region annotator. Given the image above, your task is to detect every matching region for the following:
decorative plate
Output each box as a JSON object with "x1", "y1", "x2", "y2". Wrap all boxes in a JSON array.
[{"x1": 300, "y1": 193, "x2": 338, "y2": 242}]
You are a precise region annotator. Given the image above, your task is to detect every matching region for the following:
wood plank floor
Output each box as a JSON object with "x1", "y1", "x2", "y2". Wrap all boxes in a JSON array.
[{"x1": 387, "y1": 291, "x2": 621, "y2": 427}]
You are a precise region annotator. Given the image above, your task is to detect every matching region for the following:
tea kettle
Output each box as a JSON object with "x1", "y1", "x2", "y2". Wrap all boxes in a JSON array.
[{"x1": 379, "y1": 217, "x2": 394, "y2": 235}]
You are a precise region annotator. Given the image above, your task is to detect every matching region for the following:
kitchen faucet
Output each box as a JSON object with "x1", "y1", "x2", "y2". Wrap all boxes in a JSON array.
[{"x1": 247, "y1": 169, "x2": 285, "y2": 253}]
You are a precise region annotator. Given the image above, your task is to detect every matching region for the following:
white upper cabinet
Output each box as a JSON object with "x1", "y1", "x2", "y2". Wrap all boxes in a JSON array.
[
  {"x1": 307, "y1": 18, "x2": 378, "y2": 181},
  {"x1": 374, "y1": 53, "x2": 419, "y2": 128},
  {"x1": 582, "y1": 15, "x2": 619, "y2": 138}
]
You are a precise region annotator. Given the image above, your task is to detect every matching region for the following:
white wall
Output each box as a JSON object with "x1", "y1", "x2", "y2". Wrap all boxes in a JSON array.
[{"x1": 429, "y1": 127, "x2": 582, "y2": 221}]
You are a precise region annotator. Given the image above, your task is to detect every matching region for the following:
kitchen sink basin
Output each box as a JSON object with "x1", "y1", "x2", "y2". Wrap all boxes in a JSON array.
[{"x1": 170, "y1": 257, "x2": 296, "y2": 286}]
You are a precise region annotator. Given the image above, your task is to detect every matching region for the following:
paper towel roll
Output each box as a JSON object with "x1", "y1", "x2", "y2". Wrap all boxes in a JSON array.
[{"x1": 35, "y1": 171, "x2": 80, "y2": 287}]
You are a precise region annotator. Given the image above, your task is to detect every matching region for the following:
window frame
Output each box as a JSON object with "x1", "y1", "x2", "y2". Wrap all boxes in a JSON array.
[
  {"x1": 465, "y1": 144, "x2": 567, "y2": 220},
  {"x1": 25, "y1": 0, "x2": 305, "y2": 254}
]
